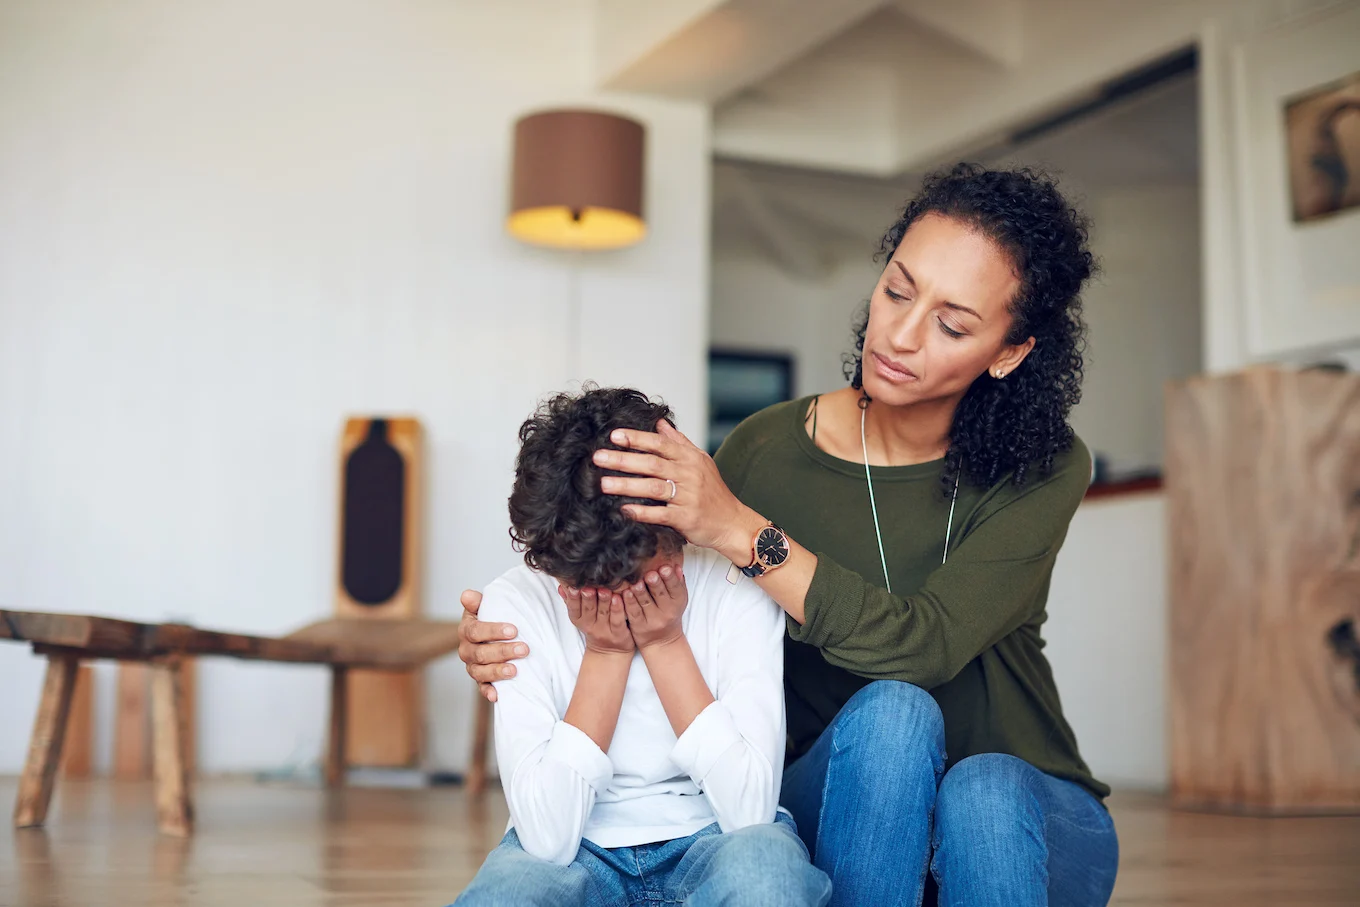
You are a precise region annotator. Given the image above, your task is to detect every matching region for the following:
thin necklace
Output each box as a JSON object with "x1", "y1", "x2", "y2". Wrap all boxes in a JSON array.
[{"x1": 860, "y1": 401, "x2": 961, "y2": 594}]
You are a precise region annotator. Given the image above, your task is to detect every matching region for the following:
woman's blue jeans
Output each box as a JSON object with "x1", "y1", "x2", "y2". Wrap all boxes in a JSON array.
[{"x1": 779, "y1": 680, "x2": 1119, "y2": 907}]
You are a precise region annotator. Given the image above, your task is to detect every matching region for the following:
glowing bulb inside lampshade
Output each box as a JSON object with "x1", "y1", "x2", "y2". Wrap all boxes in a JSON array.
[{"x1": 507, "y1": 109, "x2": 646, "y2": 250}]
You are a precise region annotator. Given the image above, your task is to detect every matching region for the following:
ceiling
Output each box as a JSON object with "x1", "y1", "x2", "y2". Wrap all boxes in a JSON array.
[
  {"x1": 712, "y1": 70, "x2": 1200, "y2": 273},
  {"x1": 594, "y1": 0, "x2": 1215, "y2": 177}
]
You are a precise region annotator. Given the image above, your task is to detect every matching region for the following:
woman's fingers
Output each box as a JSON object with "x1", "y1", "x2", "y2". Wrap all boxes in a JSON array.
[
  {"x1": 472, "y1": 641, "x2": 529, "y2": 665},
  {"x1": 478, "y1": 682, "x2": 497, "y2": 703},
  {"x1": 600, "y1": 476, "x2": 675, "y2": 501},
  {"x1": 607, "y1": 427, "x2": 684, "y2": 459},
  {"x1": 592, "y1": 449, "x2": 669, "y2": 476},
  {"x1": 655, "y1": 419, "x2": 700, "y2": 451},
  {"x1": 469, "y1": 662, "x2": 516, "y2": 685},
  {"x1": 460, "y1": 589, "x2": 484, "y2": 615},
  {"x1": 620, "y1": 503, "x2": 676, "y2": 526},
  {"x1": 463, "y1": 619, "x2": 518, "y2": 644}
]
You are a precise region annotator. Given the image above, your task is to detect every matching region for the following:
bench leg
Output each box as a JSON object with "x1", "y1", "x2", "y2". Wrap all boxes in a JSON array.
[
  {"x1": 325, "y1": 665, "x2": 348, "y2": 788},
  {"x1": 14, "y1": 654, "x2": 79, "y2": 827},
  {"x1": 151, "y1": 658, "x2": 193, "y2": 836},
  {"x1": 466, "y1": 694, "x2": 492, "y2": 796}
]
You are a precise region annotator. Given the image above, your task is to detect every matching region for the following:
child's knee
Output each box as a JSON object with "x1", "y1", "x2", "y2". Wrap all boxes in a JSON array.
[
  {"x1": 698, "y1": 824, "x2": 830, "y2": 906},
  {"x1": 454, "y1": 838, "x2": 590, "y2": 906}
]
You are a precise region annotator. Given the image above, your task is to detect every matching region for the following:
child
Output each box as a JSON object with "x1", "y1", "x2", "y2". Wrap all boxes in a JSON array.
[{"x1": 455, "y1": 387, "x2": 830, "y2": 907}]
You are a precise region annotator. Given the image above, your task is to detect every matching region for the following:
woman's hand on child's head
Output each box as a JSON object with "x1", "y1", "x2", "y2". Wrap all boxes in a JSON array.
[
  {"x1": 561, "y1": 585, "x2": 635, "y2": 656},
  {"x1": 623, "y1": 565, "x2": 688, "y2": 650},
  {"x1": 592, "y1": 422, "x2": 756, "y2": 563}
]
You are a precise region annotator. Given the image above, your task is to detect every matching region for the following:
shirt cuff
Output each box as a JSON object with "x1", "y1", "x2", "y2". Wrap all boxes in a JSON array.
[
  {"x1": 787, "y1": 553, "x2": 868, "y2": 648},
  {"x1": 670, "y1": 701, "x2": 744, "y2": 783},
  {"x1": 544, "y1": 721, "x2": 613, "y2": 792}
]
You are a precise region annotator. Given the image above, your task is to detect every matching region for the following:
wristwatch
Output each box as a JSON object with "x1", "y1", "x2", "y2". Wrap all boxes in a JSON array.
[{"x1": 740, "y1": 522, "x2": 790, "y2": 578}]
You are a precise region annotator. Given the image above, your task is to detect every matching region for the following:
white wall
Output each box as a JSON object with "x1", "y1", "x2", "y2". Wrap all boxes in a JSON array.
[
  {"x1": 0, "y1": 0, "x2": 711, "y2": 775},
  {"x1": 1072, "y1": 184, "x2": 1203, "y2": 475},
  {"x1": 1046, "y1": 494, "x2": 1168, "y2": 790},
  {"x1": 710, "y1": 254, "x2": 877, "y2": 399}
]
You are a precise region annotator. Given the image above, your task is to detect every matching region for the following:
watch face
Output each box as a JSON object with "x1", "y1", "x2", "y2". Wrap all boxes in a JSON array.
[{"x1": 756, "y1": 527, "x2": 788, "y2": 567}]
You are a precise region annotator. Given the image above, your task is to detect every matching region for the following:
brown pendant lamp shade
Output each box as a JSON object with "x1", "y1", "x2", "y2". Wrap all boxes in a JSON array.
[{"x1": 508, "y1": 109, "x2": 646, "y2": 250}]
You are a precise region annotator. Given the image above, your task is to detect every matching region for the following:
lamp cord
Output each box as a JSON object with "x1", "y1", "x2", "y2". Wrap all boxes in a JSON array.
[{"x1": 567, "y1": 249, "x2": 583, "y2": 382}]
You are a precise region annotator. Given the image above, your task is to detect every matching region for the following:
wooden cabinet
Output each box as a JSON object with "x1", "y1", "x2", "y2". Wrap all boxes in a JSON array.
[{"x1": 1166, "y1": 368, "x2": 1360, "y2": 813}]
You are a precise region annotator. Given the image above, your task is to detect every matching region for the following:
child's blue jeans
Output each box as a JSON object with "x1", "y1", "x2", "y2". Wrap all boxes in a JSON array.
[{"x1": 454, "y1": 810, "x2": 831, "y2": 906}]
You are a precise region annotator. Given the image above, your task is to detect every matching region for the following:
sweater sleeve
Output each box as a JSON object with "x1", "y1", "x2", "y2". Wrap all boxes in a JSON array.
[
  {"x1": 668, "y1": 573, "x2": 786, "y2": 832},
  {"x1": 482, "y1": 583, "x2": 611, "y2": 866},
  {"x1": 788, "y1": 445, "x2": 1091, "y2": 688}
]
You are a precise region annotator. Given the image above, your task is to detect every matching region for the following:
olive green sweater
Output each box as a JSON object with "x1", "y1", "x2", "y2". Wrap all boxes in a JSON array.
[{"x1": 714, "y1": 397, "x2": 1108, "y2": 802}]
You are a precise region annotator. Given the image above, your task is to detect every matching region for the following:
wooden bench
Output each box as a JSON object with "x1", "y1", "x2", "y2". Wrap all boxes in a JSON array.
[{"x1": 2, "y1": 609, "x2": 492, "y2": 836}]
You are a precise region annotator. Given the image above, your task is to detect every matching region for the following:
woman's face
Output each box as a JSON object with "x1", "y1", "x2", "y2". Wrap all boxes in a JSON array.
[{"x1": 861, "y1": 213, "x2": 1034, "y2": 408}]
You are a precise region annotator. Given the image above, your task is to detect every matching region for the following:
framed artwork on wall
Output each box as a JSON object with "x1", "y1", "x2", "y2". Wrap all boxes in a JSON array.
[
  {"x1": 1285, "y1": 70, "x2": 1360, "y2": 223},
  {"x1": 707, "y1": 349, "x2": 794, "y2": 455},
  {"x1": 1232, "y1": 0, "x2": 1360, "y2": 358}
]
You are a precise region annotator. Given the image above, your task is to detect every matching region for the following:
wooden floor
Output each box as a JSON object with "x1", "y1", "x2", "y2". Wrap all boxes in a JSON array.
[{"x1": 1, "y1": 778, "x2": 1357, "y2": 906}]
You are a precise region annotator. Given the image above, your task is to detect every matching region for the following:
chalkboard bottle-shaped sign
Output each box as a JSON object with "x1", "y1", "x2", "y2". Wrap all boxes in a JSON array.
[{"x1": 341, "y1": 419, "x2": 405, "y2": 606}]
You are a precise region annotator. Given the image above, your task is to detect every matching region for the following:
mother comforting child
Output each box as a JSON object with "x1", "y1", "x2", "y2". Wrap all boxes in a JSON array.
[{"x1": 458, "y1": 164, "x2": 1118, "y2": 907}]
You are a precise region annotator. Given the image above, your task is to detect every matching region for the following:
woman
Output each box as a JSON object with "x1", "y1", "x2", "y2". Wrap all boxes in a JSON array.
[{"x1": 459, "y1": 163, "x2": 1119, "y2": 906}]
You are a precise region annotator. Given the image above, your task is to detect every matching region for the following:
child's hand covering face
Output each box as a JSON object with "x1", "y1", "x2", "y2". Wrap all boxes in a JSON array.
[
  {"x1": 559, "y1": 585, "x2": 634, "y2": 656},
  {"x1": 620, "y1": 565, "x2": 688, "y2": 650}
]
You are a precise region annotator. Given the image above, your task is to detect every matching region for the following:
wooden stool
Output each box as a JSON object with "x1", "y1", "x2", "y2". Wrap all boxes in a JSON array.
[{"x1": 3, "y1": 610, "x2": 489, "y2": 835}]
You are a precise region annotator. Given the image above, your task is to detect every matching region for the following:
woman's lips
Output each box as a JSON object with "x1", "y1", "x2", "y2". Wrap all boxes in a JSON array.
[{"x1": 872, "y1": 352, "x2": 918, "y2": 383}]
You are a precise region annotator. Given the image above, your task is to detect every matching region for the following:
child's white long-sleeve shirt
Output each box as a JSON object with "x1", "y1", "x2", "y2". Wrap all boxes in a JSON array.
[{"x1": 481, "y1": 546, "x2": 787, "y2": 865}]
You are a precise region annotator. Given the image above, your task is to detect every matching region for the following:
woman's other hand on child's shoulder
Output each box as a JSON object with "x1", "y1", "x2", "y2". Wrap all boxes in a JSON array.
[{"x1": 458, "y1": 588, "x2": 529, "y2": 702}]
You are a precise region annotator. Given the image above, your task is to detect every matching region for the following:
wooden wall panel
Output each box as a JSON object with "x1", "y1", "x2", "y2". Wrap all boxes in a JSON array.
[{"x1": 1167, "y1": 368, "x2": 1360, "y2": 813}]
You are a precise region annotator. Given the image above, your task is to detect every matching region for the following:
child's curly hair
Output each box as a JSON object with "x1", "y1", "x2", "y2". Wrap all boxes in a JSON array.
[{"x1": 509, "y1": 385, "x2": 685, "y2": 589}]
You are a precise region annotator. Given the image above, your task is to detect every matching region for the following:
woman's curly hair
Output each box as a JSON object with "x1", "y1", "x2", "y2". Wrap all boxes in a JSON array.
[
  {"x1": 509, "y1": 385, "x2": 685, "y2": 589},
  {"x1": 846, "y1": 163, "x2": 1094, "y2": 491}
]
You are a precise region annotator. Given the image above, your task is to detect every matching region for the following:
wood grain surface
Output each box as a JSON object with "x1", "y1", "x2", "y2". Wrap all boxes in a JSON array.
[{"x1": 1166, "y1": 368, "x2": 1360, "y2": 812}]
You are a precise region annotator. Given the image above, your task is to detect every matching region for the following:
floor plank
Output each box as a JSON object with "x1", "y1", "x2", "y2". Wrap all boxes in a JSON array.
[{"x1": 0, "y1": 780, "x2": 1356, "y2": 905}]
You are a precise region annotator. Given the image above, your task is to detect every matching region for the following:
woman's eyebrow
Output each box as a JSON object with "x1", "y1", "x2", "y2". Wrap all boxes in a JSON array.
[
  {"x1": 892, "y1": 260, "x2": 916, "y2": 288},
  {"x1": 894, "y1": 260, "x2": 982, "y2": 320}
]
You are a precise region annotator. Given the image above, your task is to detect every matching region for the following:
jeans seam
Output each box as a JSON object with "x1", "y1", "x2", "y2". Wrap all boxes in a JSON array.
[
  {"x1": 915, "y1": 801, "x2": 936, "y2": 907},
  {"x1": 922, "y1": 754, "x2": 947, "y2": 907},
  {"x1": 814, "y1": 724, "x2": 845, "y2": 864},
  {"x1": 631, "y1": 846, "x2": 648, "y2": 894}
]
